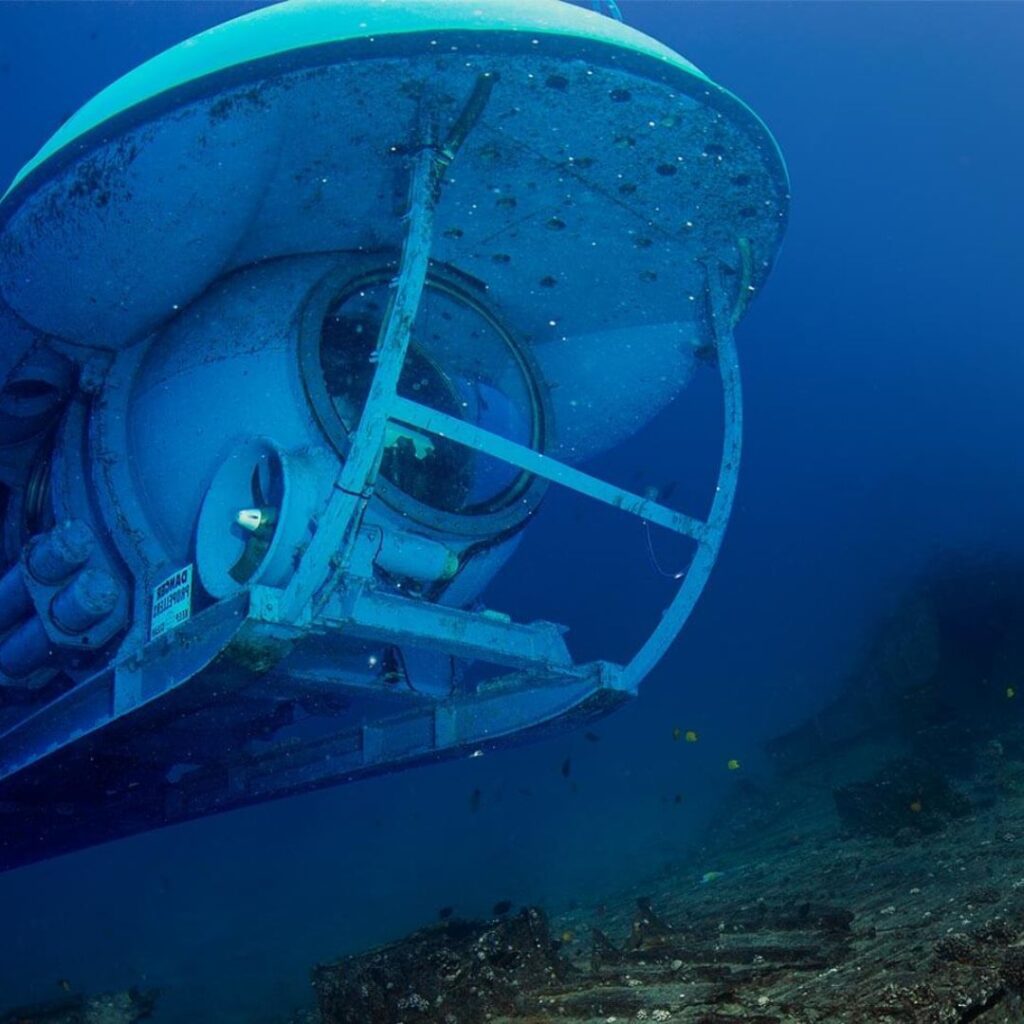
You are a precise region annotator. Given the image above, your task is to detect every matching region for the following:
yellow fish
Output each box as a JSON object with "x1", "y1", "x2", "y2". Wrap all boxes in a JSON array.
[
  {"x1": 672, "y1": 726, "x2": 681, "y2": 741},
  {"x1": 727, "y1": 759, "x2": 741, "y2": 771},
  {"x1": 685, "y1": 730, "x2": 698, "y2": 743},
  {"x1": 701, "y1": 871, "x2": 725, "y2": 884},
  {"x1": 909, "y1": 799, "x2": 922, "y2": 813},
  {"x1": 560, "y1": 929, "x2": 574, "y2": 943},
  {"x1": 1007, "y1": 687, "x2": 1016, "y2": 699}
]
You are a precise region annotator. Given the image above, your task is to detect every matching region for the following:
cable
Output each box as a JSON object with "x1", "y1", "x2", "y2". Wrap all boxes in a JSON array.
[{"x1": 643, "y1": 520, "x2": 687, "y2": 580}]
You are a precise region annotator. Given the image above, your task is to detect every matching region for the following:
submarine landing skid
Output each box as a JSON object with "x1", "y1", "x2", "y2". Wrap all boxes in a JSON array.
[{"x1": 0, "y1": 581, "x2": 628, "y2": 870}]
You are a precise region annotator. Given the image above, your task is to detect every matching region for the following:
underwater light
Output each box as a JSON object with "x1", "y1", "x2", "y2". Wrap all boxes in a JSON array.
[{"x1": 0, "y1": 0, "x2": 788, "y2": 869}]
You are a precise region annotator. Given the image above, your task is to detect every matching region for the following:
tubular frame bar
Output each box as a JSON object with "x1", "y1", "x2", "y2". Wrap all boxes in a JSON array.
[
  {"x1": 389, "y1": 395, "x2": 708, "y2": 541},
  {"x1": 280, "y1": 130, "x2": 439, "y2": 622},
  {"x1": 621, "y1": 263, "x2": 742, "y2": 688},
  {"x1": 383, "y1": 262, "x2": 742, "y2": 691}
]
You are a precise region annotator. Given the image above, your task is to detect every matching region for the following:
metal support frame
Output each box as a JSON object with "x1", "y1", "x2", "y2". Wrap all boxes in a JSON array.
[
  {"x1": 272, "y1": 69, "x2": 742, "y2": 691},
  {"x1": 280, "y1": 132, "x2": 440, "y2": 623},
  {"x1": 622, "y1": 262, "x2": 742, "y2": 688},
  {"x1": 389, "y1": 396, "x2": 708, "y2": 541},
  {"x1": 380, "y1": 263, "x2": 743, "y2": 692},
  {"x1": 282, "y1": 254, "x2": 741, "y2": 690},
  {"x1": 255, "y1": 583, "x2": 582, "y2": 677}
]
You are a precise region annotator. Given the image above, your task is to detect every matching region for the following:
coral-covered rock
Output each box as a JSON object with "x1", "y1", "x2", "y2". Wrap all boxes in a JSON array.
[
  {"x1": 0, "y1": 990, "x2": 156, "y2": 1024},
  {"x1": 313, "y1": 908, "x2": 570, "y2": 1024},
  {"x1": 833, "y1": 757, "x2": 970, "y2": 838}
]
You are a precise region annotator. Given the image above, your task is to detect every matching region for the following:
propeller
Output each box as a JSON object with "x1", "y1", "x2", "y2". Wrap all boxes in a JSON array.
[{"x1": 228, "y1": 460, "x2": 280, "y2": 584}]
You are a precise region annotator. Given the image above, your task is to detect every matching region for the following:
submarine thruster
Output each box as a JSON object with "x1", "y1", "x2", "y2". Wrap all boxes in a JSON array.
[{"x1": 0, "y1": 0, "x2": 788, "y2": 870}]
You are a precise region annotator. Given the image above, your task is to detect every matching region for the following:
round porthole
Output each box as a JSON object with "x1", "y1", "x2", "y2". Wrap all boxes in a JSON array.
[{"x1": 299, "y1": 264, "x2": 551, "y2": 541}]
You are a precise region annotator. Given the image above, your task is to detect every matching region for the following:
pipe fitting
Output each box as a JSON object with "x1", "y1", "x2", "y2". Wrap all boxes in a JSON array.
[
  {"x1": 27, "y1": 520, "x2": 94, "y2": 584},
  {"x1": 50, "y1": 568, "x2": 119, "y2": 634}
]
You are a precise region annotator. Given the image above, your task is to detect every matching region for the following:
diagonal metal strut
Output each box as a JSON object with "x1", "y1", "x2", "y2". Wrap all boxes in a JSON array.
[{"x1": 389, "y1": 395, "x2": 710, "y2": 541}]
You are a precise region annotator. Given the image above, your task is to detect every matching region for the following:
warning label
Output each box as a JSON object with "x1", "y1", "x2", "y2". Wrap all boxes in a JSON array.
[{"x1": 151, "y1": 565, "x2": 193, "y2": 639}]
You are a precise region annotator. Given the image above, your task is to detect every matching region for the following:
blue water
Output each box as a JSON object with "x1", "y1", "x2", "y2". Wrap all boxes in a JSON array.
[{"x1": 1, "y1": 1, "x2": 1023, "y2": 1020}]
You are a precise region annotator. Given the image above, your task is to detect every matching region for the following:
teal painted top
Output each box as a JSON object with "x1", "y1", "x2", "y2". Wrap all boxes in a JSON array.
[{"x1": 3, "y1": 0, "x2": 715, "y2": 201}]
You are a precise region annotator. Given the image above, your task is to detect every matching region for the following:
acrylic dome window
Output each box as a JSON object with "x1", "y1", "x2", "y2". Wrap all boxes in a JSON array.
[
  {"x1": 0, "y1": 0, "x2": 788, "y2": 870},
  {"x1": 300, "y1": 265, "x2": 550, "y2": 527}
]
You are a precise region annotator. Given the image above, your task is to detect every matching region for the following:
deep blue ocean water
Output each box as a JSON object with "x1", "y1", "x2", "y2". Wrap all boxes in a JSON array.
[{"x1": 0, "y1": 1, "x2": 1023, "y2": 1021}]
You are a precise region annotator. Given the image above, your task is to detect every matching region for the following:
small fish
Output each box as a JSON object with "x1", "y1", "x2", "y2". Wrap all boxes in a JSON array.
[
  {"x1": 584, "y1": 731, "x2": 601, "y2": 743},
  {"x1": 672, "y1": 726, "x2": 682, "y2": 741},
  {"x1": 492, "y1": 899, "x2": 512, "y2": 916},
  {"x1": 560, "y1": 929, "x2": 575, "y2": 943},
  {"x1": 561, "y1": 757, "x2": 572, "y2": 778},
  {"x1": 57, "y1": 979, "x2": 72, "y2": 993},
  {"x1": 727, "y1": 758, "x2": 741, "y2": 771},
  {"x1": 673, "y1": 793, "x2": 684, "y2": 805},
  {"x1": 469, "y1": 788, "x2": 482, "y2": 813},
  {"x1": 685, "y1": 730, "x2": 698, "y2": 743},
  {"x1": 909, "y1": 799, "x2": 923, "y2": 813},
  {"x1": 1008, "y1": 687, "x2": 1016, "y2": 699},
  {"x1": 438, "y1": 905, "x2": 454, "y2": 920},
  {"x1": 701, "y1": 871, "x2": 725, "y2": 884}
]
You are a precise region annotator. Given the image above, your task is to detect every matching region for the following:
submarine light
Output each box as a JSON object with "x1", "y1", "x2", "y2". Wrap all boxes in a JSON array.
[{"x1": 0, "y1": 0, "x2": 788, "y2": 870}]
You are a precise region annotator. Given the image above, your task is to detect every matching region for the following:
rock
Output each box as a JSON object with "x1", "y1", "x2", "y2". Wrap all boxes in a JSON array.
[
  {"x1": 313, "y1": 908, "x2": 571, "y2": 1024},
  {"x1": 0, "y1": 990, "x2": 156, "y2": 1024},
  {"x1": 833, "y1": 757, "x2": 970, "y2": 838}
]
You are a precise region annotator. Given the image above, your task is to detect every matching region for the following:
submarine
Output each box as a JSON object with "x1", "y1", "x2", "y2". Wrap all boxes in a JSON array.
[{"x1": 0, "y1": 0, "x2": 788, "y2": 870}]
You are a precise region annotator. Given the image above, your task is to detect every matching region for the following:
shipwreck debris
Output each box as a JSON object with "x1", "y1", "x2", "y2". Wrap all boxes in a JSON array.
[
  {"x1": 0, "y1": 990, "x2": 156, "y2": 1024},
  {"x1": 833, "y1": 756, "x2": 971, "y2": 839},
  {"x1": 312, "y1": 908, "x2": 570, "y2": 1024}
]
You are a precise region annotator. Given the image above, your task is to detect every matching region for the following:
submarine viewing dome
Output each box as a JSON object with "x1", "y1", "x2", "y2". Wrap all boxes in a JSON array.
[{"x1": 0, "y1": 0, "x2": 788, "y2": 869}]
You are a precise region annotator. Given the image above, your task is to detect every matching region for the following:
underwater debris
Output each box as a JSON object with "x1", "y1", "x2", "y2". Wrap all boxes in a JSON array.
[
  {"x1": 308, "y1": 839, "x2": 1024, "y2": 1024},
  {"x1": 312, "y1": 907, "x2": 569, "y2": 1024},
  {"x1": 589, "y1": 926, "x2": 624, "y2": 970},
  {"x1": 833, "y1": 756, "x2": 971, "y2": 839},
  {"x1": 0, "y1": 990, "x2": 156, "y2": 1024},
  {"x1": 310, "y1": 891, "x2": 860, "y2": 1023},
  {"x1": 627, "y1": 895, "x2": 674, "y2": 950}
]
